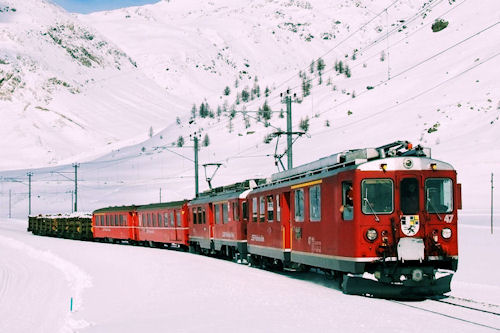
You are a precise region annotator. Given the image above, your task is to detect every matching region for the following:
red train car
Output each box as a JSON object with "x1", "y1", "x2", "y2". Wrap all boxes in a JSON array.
[
  {"x1": 247, "y1": 141, "x2": 460, "y2": 297},
  {"x1": 92, "y1": 205, "x2": 138, "y2": 242},
  {"x1": 136, "y1": 201, "x2": 189, "y2": 249},
  {"x1": 188, "y1": 180, "x2": 264, "y2": 259}
]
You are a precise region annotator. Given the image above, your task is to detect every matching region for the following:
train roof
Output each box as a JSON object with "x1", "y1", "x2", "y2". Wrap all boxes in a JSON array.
[
  {"x1": 137, "y1": 200, "x2": 187, "y2": 211},
  {"x1": 93, "y1": 205, "x2": 137, "y2": 214},
  {"x1": 252, "y1": 141, "x2": 454, "y2": 193},
  {"x1": 189, "y1": 179, "x2": 266, "y2": 205}
]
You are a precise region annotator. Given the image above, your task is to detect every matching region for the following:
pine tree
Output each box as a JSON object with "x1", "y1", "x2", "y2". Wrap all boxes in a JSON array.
[
  {"x1": 202, "y1": 134, "x2": 210, "y2": 147},
  {"x1": 191, "y1": 104, "x2": 197, "y2": 119},
  {"x1": 299, "y1": 116, "x2": 310, "y2": 132},
  {"x1": 241, "y1": 88, "x2": 250, "y2": 102},
  {"x1": 310, "y1": 60, "x2": 315, "y2": 73},
  {"x1": 149, "y1": 126, "x2": 153, "y2": 138},
  {"x1": 265, "y1": 86, "x2": 270, "y2": 97},
  {"x1": 223, "y1": 86, "x2": 231, "y2": 96},
  {"x1": 177, "y1": 136, "x2": 184, "y2": 147}
]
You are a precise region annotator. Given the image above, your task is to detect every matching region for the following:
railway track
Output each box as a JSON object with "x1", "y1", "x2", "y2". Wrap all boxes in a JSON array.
[{"x1": 391, "y1": 295, "x2": 500, "y2": 331}]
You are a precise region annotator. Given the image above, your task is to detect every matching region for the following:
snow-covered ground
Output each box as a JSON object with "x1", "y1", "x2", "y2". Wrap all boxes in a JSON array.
[{"x1": 0, "y1": 216, "x2": 498, "y2": 333}]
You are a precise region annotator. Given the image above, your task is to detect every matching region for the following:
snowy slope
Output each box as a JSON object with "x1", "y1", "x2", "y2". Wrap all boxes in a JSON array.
[
  {"x1": 0, "y1": 218, "x2": 499, "y2": 332},
  {"x1": 0, "y1": 0, "x2": 499, "y2": 217},
  {"x1": 0, "y1": 0, "x2": 180, "y2": 169}
]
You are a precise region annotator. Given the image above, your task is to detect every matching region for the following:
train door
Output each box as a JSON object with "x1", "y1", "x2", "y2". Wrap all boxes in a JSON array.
[
  {"x1": 397, "y1": 175, "x2": 424, "y2": 238},
  {"x1": 281, "y1": 191, "x2": 291, "y2": 250}
]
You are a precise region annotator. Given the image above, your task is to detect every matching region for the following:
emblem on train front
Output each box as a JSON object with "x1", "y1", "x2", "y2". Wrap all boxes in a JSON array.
[{"x1": 401, "y1": 215, "x2": 420, "y2": 236}]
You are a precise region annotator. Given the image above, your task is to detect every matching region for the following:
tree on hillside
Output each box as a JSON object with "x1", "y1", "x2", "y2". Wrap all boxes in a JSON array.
[
  {"x1": 202, "y1": 134, "x2": 210, "y2": 147},
  {"x1": 177, "y1": 136, "x2": 184, "y2": 147},
  {"x1": 241, "y1": 88, "x2": 250, "y2": 102},
  {"x1": 223, "y1": 86, "x2": 231, "y2": 96},
  {"x1": 299, "y1": 116, "x2": 310, "y2": 132}
]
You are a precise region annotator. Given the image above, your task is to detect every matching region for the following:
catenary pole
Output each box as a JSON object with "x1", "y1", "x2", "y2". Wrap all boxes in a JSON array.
[
  {"x1": 73, "y1": 163, "x2": 79, "y2": 212},
  {"x1": 27, "y1": 172, "x2": 33, "y2": 215},
  {"x1": 286, "y1": 95, "x2": 293, "y2": 169}
]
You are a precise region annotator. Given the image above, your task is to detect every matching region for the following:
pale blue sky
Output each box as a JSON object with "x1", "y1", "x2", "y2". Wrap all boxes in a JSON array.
[{"x1": 50, "y1": 0, "x2": 161, "y2": 14}]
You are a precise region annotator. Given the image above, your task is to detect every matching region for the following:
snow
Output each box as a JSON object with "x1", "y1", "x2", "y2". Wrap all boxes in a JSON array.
[{"x1": 0, "y1": 216, "x2": 498, "y2": 332}]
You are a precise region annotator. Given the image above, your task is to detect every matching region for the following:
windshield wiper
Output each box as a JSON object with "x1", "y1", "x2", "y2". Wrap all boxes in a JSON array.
[
  {"x1": 363, "y1": 197, "x2": 380, "y2": 222},
  {"x1": 426, "y1": 190, "x2": 443, "y2": 221}
]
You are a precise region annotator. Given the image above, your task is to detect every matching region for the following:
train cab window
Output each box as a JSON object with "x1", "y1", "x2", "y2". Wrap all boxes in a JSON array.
[
  {"x1": 400, "y1": 178, "x2": 419, "y2": 215},
  {"x1": 201, "y1": 208, "x2": 206, "y2": 224},
  {"x1": 361, "y1": 179, "x2": 394, "y2": 215},
  {"x1": 177, "y1": 211, "x2": 181, "y2": 227},
  {"x1": 170, "y1": 212, "x2": 175, "y2": 227},
  {"x1": 222, "y1": 203, "x2": 229, "y2": 224},
  {"x1": 425, "y1": 178, "x2": 453, "y2": 213},
  {"x1": 193, "y1": 208, "x2": 198, "y2": 225},
  {"x1": 242, "y1": 201, "x2": 248, "y2": 220},
  {"x1": 259, "y1": 197, "x2": 265, "y2": 222},
  {"x1": 341, "y1": 182, "x2": 354, "y2": 221},
  {"x1": 276, "y1": 195, "x2": 281, "y2": 222},
  {"x1": 267, "y1": 195, "x2": 274, "y2": 222},
  {"x1": 233, "y1": 202, "x2": 240, "y2": 221},
  {"x1": 215, "y1": 204, "x2": 221, "y2": 224},
  {"x1": 252, "y1": 197, "x2": 257, "y2": 222},
  {"x1": 294, "y1": 189, "x2": 304, "y2": 222},
  {"x1": 309, "y1": 185, "x2": 321, "y2": 222}
]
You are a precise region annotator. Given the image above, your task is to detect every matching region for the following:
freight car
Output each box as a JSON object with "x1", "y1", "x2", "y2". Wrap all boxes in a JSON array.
[
  {"x1": 28, "y1": 141, "x2": 461, "y2": 298},
  {"x1": 29, "y1": 213, "x2": 93, "y2": 240}
]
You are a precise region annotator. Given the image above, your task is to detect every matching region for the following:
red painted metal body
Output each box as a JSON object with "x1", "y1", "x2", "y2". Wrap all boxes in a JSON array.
[
  {"x1": 135, "y1": 201, "x2": 189, "y2": 247},
  {"x1": 92, "y1": 205, "x2": 138, "y2": 241}
]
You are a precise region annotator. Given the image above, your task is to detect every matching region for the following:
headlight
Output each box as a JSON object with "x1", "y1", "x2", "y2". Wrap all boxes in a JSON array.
[
  {"x1": 442, "y1": 228, "x2": 452, "y2": 239},
  {"x1": 366, "y1": 228, "x2": 378, "y2": 241}
]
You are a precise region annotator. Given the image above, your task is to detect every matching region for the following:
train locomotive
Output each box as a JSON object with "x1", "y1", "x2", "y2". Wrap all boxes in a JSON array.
[{"x1": 28, "y1": 141, "x2": 461, "y2": 298}]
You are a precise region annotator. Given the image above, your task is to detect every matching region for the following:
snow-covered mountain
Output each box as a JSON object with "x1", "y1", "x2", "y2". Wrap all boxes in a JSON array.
[
  {"x1": 1, "y1": 0, "x2": 499, "y2": 217},
  {"x1": 0, "y1": 0, "x2": 179, "y2": 169}
]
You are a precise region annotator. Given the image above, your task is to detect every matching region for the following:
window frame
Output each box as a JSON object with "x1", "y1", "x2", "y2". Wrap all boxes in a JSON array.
[
  {"x1": 361, "y1": 178, "x2": 394, "y2": 215},
  {"x1": 309, "y1": 185, "x2": 321, "y2": 222},
  {"x1": 294, "y1": 188, "x2": 305, "y2": 222},
  {"x1": 425, "y1": 177, "x2": 454, "y2": 214}
]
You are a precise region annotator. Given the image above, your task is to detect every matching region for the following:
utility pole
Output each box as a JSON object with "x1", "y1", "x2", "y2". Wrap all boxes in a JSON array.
[
  {"x1": 286, "y1": 94, "x2": 293, "y2": 169},
  {"x1": 190, "y1": 132, "x2": 201, "y2": 197},
  {"x1": 27, "y1": 172, "x2": 33, "y2": 216},
  {"x1": 8, "y1": 189, "x2": 11, "y2": 219},
  {"x1": 159, "y1": 188, "x2": 162, "y2": 203},
  {"x1": 73, "y1": 163, "x2": 80, "y2": 212},
  {"x1": 492, "y1": 173, "x2": 494, "y2": 234}
]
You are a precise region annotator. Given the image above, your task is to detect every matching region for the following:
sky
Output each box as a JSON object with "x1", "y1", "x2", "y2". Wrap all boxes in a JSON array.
[{"x1": 50, "y1": 0, "x2": 161, "y2": 13}]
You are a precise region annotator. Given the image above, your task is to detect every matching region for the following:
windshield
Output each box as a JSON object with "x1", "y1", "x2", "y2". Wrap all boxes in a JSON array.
[
  {"x1": 362, "y1": 179, "x2": 393, "y2": 214},
  {"x1": 425, "y1": 178, "x2": 453, "y2": 213}
]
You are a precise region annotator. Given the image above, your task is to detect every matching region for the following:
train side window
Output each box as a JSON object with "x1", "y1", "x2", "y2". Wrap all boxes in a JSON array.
[
  {"x1": 252, "y1": 197, "x2": 257, "y2": 222},
  {"x1": 310, "y1": 185, "x2": 321, "y2": 222},
  {"x1": 152, "y1": 214, "x2": 157, "y2": 227},
  {"x1": 164, "y1": 213, "x2": 169, "y2": 227},
  {"x1": 242, "y1": 201, "x2": 248, "y2": 220},
  {"x1": 276, "y1": 195, "x2": 281, "y2": 222},
  {"x1": 100, "y1": 215, "x2": 103, "y2": 226},
  {"x1": 233, "y1": 202, "x2": 240, "y2": 221},
  {"x1": 267, "y1": 195, "x2": 274, "y2": 222},
  {"x1": 192, "y1": 208, "x2": 197, "y2": 225},
  {"x1": 341, "y1": 182, "x2": 354, "y2": 221},
  {"x1": 259, "y1": 196, "x2": 265, "y2": 222},
  {"x1": 106, "y1": 215, "x2": 109, "y2": 226},
  {"x1": 147, "y1": 214, "x2": 151, "y2": 227},
  {"x1": 119, "y1": 215, "x2": 124, "y2": 226},
  {"x1": 294, "y1": 189, "x2": 304, "y2": 222},
  {"x1": 170, "y1": 212, "x2": 175, "y2": 227},
  {"x1": 215, "y1": 204, "x2": 221, "y2": 224},
  {"x1": 222, "y1": 203, "x2": 229, "y2": 224},
  {"x1": 158, "y1": 213, "x2": 162, "y2": 227}
]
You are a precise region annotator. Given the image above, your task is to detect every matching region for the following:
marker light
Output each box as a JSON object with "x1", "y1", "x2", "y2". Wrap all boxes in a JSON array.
[
  {"x1": 442, "y1": 228, "x2": 452, "y2": 239},
  {"x1": 430, "y1": 163, "x2": 437, "y2": 171},
  {"x1": 366, "y1": 228, "x2": 378, "y2": 241},
  {"x1": 380, "y1": 163, "x2": 387, "y2": 171}
]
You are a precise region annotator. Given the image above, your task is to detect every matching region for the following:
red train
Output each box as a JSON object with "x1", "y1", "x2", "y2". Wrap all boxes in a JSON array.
[{"x1": 35, "y1": 141, "x2": 461, "y2": 298}]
